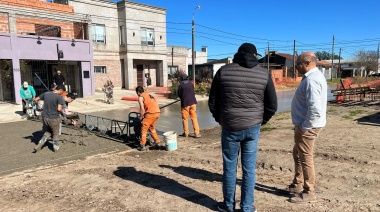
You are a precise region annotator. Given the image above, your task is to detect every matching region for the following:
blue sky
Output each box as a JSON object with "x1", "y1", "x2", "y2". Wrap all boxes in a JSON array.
[{"x1": 113, "y1": 0, "x2": 380, "y2": 60}]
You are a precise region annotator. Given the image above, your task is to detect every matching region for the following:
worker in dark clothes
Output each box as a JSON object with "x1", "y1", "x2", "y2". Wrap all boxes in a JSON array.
[
  {"x1": 53, "y1": 70, "x2": 65, "y2": 86},
  {"x1": 177, "y1": 73, "x2": 201, "y2": 138}
]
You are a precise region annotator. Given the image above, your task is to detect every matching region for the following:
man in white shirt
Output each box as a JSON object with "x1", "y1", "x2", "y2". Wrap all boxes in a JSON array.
[{"x1": 288, "y1": 52, "x2": 327, "y2": 203}]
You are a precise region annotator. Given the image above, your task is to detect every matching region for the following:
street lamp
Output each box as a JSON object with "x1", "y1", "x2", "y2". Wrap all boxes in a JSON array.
[{"x1": 192, "y1": 5, "x2": 200, "y2": 82}]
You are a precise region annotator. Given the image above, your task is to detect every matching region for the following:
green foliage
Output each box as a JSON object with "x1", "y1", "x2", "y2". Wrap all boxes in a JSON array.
[
  {"x1": 342, "y1": 109, "x2": 366, "y2": 119},
  {"x1": 168, "y1": 80, "x2": 179, "y2": 99},
  {"x1": 260, "y1": 123, "x2": 276, "y2": 132},
  {"x1": 327, "y1": 78, "x2": 342, "y2": 85},
  {"x1": 195, "y1": 82, "x2": 211, "y2": 95},
  {"x1": 315, "y1": 51, "x2": 342, "y2": 60},
  {"x1": 327, "y1": 108, "x2": 338, "y2": 114},
  {"x1": 168, "y1": 69, "x2": 186, "y2": 99}
]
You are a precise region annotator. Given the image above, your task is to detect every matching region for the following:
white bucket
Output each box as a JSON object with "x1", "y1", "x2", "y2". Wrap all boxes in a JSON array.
[{"x1": 163, "y1": 131, "x2": 177, "y2": 151}]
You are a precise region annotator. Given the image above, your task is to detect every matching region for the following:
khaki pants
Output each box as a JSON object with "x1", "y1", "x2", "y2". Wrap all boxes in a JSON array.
[
  {"x1": 42, "y1": 117, "x2": 61, "y2": 141},
  {"x1": 292, "y1": 126, "x2": 322, "y2": 193},
  {"x1": 181, "y1": 104, "x2": 200, "y2": 135},
  {"x1": 140, "y1": 113, "x2": 160, "y2": 145}
]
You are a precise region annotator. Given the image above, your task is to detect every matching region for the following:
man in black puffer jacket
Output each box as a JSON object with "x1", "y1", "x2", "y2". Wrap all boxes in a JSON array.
[{"x1": 209, "y1": 43, "x2": 277, "y2": 212}]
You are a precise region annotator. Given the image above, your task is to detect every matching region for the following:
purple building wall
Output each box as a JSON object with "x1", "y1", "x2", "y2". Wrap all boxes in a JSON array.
[{"x1": 0, "y1": 33, "x2": 94, "y2": 104}]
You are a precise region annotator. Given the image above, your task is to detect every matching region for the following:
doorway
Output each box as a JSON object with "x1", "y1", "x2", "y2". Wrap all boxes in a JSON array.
[
  {"x1": 137, "y1": 64, "x2": 144, "y2": 87},
  {"x1": 0, "y1": 59, "x2": 14, "y2": 102},
  {"x1": 20, "y1": 60, "x2": 81, "y2": 97}
]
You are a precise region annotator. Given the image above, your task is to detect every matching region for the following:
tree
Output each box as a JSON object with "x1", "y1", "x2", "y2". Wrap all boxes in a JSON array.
[
  {"x1": 353, "y1": 49, "x2": 378, "y2": 75},
  {"x1": 315, "y1": 51, "x2": 342, "y2": 60}
]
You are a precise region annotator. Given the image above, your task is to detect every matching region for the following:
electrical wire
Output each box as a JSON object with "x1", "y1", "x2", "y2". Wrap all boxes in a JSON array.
[{"x1": 2, "y1": 1, "x2": 380, "y2": 58}]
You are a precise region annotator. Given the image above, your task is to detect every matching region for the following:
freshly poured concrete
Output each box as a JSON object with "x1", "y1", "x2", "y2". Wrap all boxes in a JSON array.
[{"x1": 90, "y1": 88, "x2": 335, "y2": 136}]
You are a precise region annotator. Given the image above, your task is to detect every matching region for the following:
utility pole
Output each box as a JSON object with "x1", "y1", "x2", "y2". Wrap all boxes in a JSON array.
[
  {"x1": 293, "y1": 40, "x2": 296, "y2": 79},
  {"x1": 377, "y1": 43, "x2": 379, "y2": 74},
  {"x1": 192, "y1": 5, "x2": 200, "y2": 82},
  {"x1": 331, "y1": 35, "x2": 334, "y2": 81},
  {"x1": 338, "y1": 48, "x2": 342, "y2": 78},
  {"x1": 267, "y1": 43, "x2": 270, "y2": 74}
]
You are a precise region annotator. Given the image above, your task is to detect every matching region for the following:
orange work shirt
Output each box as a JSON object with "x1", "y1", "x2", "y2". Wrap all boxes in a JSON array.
[{"x1": 140, "y1": 92, "x2": 160, "y2": 114}]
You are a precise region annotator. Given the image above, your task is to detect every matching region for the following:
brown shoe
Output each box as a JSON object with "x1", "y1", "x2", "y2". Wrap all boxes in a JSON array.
[
  {"x1": 286, "y1": 183, "x2": 303, "y2": 194},
  {"x1": 290, "y1": 191, "x2": 318, "y2": 204}
]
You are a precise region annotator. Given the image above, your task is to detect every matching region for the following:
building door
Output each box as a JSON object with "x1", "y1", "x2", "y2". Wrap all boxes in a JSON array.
[
  {"x1": 0, "y1": 59, "x2": 14, "y2": 102},
  {"x1": 137, "y1": 64, "x2": 144, "y2": 87},
  {"x1": 20, "y1": 60, "x2": 49, "y2": 96}
]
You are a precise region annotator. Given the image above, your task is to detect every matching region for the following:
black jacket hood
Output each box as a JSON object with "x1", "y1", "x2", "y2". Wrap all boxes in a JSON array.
[{"x1": 232, "y1": 51, "x2": 259, "y2": 68}]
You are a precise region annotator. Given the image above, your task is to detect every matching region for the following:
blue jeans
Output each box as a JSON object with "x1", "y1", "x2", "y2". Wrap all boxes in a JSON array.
[{"x1": 222, "y1": 124, "x2": 260, "y2": 212}]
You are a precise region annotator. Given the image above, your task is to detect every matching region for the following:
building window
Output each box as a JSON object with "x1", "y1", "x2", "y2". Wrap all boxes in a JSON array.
[
  {"x1": 94, "y1": 66, "x2": 106, "y2": 74},
  {"x1": 168, "y1": 66, "x2": 178, "y2": 79},
  {"x1": 119, "y1": 26, "x2": 125, "y2": 45},
  {"x1": 92, "y1": 24, "x2": 106, "y2": 44},
  {"x1": 140, "y1": 27, "x2": 154, "y2": 46}
]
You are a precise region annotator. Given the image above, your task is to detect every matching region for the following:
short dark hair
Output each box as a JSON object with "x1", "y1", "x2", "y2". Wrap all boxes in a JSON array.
[
  {"x1": 135, "y1": 86, "x2": 144, "y2": 94},
  {"x1": 56, "y1": 84, "x2": 66, "y2": 91},
  {"x1": 66, "y1": 93, "x2": 76, "y2": 100}
]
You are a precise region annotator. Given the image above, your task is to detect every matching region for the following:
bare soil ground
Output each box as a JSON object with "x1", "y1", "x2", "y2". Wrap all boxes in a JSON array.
[{"x1": 1, "y1": 101, "x2": 380, "y2": 211}]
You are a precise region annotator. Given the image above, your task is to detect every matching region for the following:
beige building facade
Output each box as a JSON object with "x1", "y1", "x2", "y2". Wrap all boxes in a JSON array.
[
  {"x1": 70, "y1": 0, "x2": 169, "y2": 90},
  {"x1": 118, "y1": 1, "x2": 167, "y2": 89},
  {"x1": 167, "y1": 46, "x2": 189, "y2": 77}
]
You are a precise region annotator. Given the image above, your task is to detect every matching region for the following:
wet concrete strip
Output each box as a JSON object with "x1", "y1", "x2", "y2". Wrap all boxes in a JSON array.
[{"x1": 89, "y1": 88, "x2": 335, "y2": 136}]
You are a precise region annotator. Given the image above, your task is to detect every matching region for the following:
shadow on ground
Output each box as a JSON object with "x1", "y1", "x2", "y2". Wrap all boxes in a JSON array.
[
  {"x1": 159, "y1": 165, "x2": 291, "y2": 198},
  {"x1": 114, "y1": 166, "x2": 217, "y2": 210},
  {"x1": 356, "y1": 111, "x2": 380, "y2": 126}
]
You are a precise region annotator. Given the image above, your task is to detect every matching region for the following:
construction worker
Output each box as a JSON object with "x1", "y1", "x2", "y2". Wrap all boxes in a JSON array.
[
  {"x1": 135, "y1": 86, "x2": 160, "y2": 151},
  {"x1": 33, "y1": 84, "x2": 66, "y2": 152},
  {"x1": 20, "y1": 81, "x2": 36, "y2": 119},
  {"x1": 177, "y1": 73, "x2": 201, "y2": 138}
]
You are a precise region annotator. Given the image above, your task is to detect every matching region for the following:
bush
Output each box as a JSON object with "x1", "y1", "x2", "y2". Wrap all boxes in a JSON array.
[
  {"x1": 168, "y1": 80, "x2": 179, "y2": 99},
  {"x1": 195, "y1": 82, "x2": 211, "y2": 96},
  {"x1": 168, "y1": 70, "x2": 185, "y2": 99}
]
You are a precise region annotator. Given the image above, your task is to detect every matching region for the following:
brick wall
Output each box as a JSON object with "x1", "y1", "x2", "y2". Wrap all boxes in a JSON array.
[
  {"x1": 271, "y1": 69, "x2": 302, "y2": 88},
  {"x1": 271, "y1": 69, "x2": 284, "y2": 83},
  {"x1": 168, "y1": 55, "x2": 187, "y2": 72},
  {"x1": 1, "y1": 0, "x2": 74, "y2": 14},
  {"x1": 73, "y1": 22, "x2": 87, "y2": 39},
  {"x1": 0, "y1": 14, "x2": 9, "y2": 33},
  {"x1": 94, "y1": 59, "x2": 121, "y2": 90},
  {"x1": 16, "y1": 17, "x2": 74, "y2": 38}
]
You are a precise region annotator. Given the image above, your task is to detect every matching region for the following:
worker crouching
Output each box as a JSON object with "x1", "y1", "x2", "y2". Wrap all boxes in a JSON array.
[{"x1": 135, "y1": 86, "x2": 161, "y2": 151}]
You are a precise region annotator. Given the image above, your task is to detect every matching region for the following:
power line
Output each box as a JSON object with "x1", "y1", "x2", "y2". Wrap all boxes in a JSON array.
[
  {"x1": 197, "y1": 24, "x2": 291, "y2": 43},
  {"x1": 3, "y1": 2, "x2": 380, "y2": 58}
]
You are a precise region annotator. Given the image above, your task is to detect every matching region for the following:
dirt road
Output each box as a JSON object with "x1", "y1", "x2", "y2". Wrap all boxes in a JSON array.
[{"x1": 0, "y1": 101, "x2": 380, "y2": 211}]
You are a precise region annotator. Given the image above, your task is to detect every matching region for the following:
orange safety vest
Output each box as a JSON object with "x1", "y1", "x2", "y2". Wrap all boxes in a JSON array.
[{"x1": 140, "y1": 92, "x2": 160, "y2": 114}]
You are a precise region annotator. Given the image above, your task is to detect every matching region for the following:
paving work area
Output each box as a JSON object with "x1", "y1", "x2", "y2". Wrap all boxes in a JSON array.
[
  {"x1": 0, "y1": 88, "x2": 209, "y2": 176},
  {"x1": 0, "y1": 100, "x2": 380, "y2": 211}
]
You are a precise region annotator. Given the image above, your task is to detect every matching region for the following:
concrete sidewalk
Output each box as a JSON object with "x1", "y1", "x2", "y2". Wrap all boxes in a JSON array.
[{"x1": 0, "y1": 88, "x2": 207, "y2": 124}]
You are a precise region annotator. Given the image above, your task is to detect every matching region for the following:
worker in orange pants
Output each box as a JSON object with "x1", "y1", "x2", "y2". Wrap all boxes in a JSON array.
[
  {"x1": 140, "y1": 113, "x2": 160, "y2": 149},
  {"x1": 181, "y1": 104, "x2": 200, "y2": 137},
  {"x1": 178, "y1": 73, "x2": 201, "y2": 138},
  {"x1": 135, "y1": 86, "x2": 161, "y2": 151}
]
